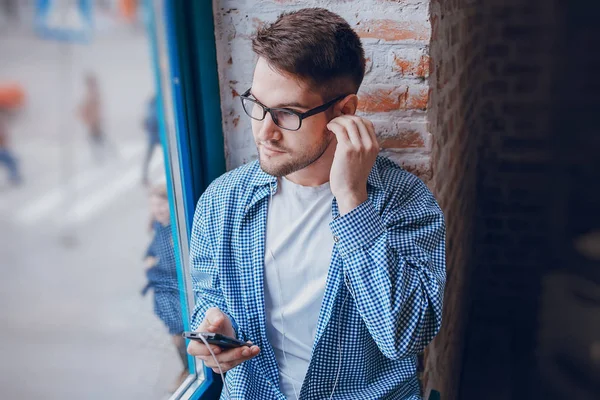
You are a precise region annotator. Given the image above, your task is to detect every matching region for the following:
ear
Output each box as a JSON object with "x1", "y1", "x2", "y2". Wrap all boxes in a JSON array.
[{"x1": 336, "y1": 94, "x2": 359, "y2": 116}]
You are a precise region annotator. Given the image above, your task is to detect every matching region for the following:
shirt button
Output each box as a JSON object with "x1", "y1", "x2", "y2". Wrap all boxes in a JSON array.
[{"x1": 333, "y1": 235, "x2": 340, "y2": 243}]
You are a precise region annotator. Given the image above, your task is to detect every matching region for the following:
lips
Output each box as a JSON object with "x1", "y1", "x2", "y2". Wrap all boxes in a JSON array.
[{"x1": 261, "y1": 144, "x2": 286, "y2": 154}]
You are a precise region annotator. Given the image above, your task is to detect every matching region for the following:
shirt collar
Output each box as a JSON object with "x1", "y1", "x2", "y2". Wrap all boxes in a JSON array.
[{"x1": 248, "y1": 162, "x2": 277, "y2": 187}]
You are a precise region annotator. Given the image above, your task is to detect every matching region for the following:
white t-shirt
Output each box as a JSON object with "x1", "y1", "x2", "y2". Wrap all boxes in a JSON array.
[{"x1": 264, "y1": 176, "x2": 334, "y2": 399}]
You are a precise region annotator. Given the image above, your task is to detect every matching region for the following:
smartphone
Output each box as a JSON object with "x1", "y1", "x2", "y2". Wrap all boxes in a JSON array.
[{"x1": 182, "y1": 332, "x2": 251, "y2": 349}]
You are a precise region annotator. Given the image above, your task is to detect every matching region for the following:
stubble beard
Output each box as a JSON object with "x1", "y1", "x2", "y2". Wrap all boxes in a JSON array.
[{"x1": 257, "y1": 135, "x2": 331, "y2": 177}]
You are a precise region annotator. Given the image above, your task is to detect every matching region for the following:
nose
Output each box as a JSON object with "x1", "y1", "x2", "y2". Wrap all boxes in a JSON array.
[{"x1": 255, "y1": 111, "x2": 282, "y2": 143}]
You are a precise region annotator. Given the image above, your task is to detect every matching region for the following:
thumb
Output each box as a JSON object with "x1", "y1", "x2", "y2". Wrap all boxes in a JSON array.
[{"x1": 204, "y1": 307, "x2": 226, "y2": 332}]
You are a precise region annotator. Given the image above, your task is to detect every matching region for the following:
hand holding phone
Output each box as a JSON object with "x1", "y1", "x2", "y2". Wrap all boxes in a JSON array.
[
  {"x1": 186, "y1": 307, "x2": 260, "y2": 374},
  {"x1": 183, "y1": 332, "x2": 250, "y2": 349}
]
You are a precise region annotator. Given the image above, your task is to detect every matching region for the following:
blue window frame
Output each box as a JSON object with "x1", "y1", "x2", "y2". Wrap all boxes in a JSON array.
[{"x1": 146, "y1": 0, "x2": 226, "y2": 398}]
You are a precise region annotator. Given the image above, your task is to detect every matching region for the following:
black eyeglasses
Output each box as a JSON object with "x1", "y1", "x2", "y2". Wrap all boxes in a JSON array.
[{"x1": 240, "y1": 88, "x2": 346, "y2": 131}]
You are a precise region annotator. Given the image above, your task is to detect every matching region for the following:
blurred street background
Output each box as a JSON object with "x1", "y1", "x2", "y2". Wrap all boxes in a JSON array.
[{"x1": 0, "y1": 2, "x2": 183, "y2": 399}]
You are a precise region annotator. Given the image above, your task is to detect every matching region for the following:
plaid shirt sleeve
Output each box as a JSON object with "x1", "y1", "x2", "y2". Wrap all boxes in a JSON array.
[
  {"x1": 329, "y1": 174, "x2": 446, "y2": 360},
  {"x1": 188, "y1": 189, "x2": 241, "y2": 337}
]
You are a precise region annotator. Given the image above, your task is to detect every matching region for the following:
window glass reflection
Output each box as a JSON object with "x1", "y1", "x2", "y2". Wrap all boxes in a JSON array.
[{"x1": 0, "y1": 2, "x2": 191, "y2": 399}]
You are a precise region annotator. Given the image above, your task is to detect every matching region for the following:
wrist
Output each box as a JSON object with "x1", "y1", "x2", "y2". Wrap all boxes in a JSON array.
[{"x1": 336, "y1": 190, "x2": 368, "y2": 215}]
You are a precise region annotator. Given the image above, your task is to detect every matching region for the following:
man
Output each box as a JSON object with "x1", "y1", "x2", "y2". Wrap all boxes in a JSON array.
[
  {"x1": 188, "y1": 8, "x2": 445, "y2": 400},
  {"x1": 0, "y1": 83, "x2": 25, "y2": 186},
  {"x1": 0, "y1": 110, "x2": 22, "y2": 186},
  {"x1": 78, "y1": 73, "x2": 118, "y2": 163},
  {"x1": 141, "y1": 94, "x2": 160, "y2": 186}
]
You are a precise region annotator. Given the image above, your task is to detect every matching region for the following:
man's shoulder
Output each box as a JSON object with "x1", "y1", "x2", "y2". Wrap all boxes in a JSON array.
[
  {"x1": 373, "y1": 156, "x2": 438, "y2": 207},
  {"x1": 373, "y1": 156, "x2": 426, "y2": 191}
]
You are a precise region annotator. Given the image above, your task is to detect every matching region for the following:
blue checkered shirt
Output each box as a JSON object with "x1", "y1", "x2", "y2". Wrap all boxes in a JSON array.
[{"x1": 189, "y1": 156, "x2": 446, "y2": 399}]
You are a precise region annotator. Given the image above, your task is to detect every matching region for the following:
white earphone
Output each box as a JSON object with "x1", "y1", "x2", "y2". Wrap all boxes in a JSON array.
[{"x1": 195, "y1": 333, "x2": 233, "y2": 399}]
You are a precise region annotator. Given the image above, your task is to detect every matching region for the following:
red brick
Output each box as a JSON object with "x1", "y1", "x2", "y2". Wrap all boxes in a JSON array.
[
  {"x1": 406, "y1": 88, "x2": 429, "y2": 110},
  {"x1": 359, "y1": 86, "x2": 429, "y2": 112},
  {"x1": 371, "y1": 120, "x2": 396, "y2": 137},
  {"x1": 403, "y1": 160, "x2": 433, "y2": 182},
  {"x1": 393, "y1": 58, "x2": 415, "y2": 76},
  {"x1": 393, "y1": 54, "x2": 431, "y2": 78},
  {"x1": 417, "y1": 55, "x2": 430, "y2": 77},
  {"x1": 358, "y1": 88, "x2": 406, "y2": 112},
  {"x1": 356, "y1": 19, "x2": 430, "y2": 42},
  {"x1": 380, "y1": 129, "x2": 425, "y2": 149}
]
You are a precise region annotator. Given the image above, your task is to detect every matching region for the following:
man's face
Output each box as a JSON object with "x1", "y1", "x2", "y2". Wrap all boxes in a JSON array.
[
  {"x1": 150, "y1": 194, "x2": 170, "y2": 226},
  {"x1": 250, "y1": 57, "x2": 334, "y2": 177}
]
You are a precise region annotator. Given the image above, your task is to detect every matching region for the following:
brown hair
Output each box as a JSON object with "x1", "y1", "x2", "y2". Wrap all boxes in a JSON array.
[{"x1": 252, "y1": 8, "x2": 366, "y2": 101}]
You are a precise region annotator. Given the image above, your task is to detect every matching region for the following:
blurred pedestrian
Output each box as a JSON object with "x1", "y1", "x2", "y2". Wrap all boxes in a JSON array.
[
  {"x1": 0, "y1": 0, "x2": 19, "y2": 22},
  {"x1": 0, "y1": 110, "x2": 22, "y2": 186},
  {"x1": 141, "y1": 183, "x2": 189, "y2": 390},
  {"x1": 141, "y1": 95, "x2": 160, "y2": 186},
  {"x1": 78, "y1": 72, "x2": 117, "y2": 163},
  {"x1": 0, "y1": 82, "x2": 25, "y2": 109},
  {"x1": 118, "y1": 0, "x2": 138, "y2": 23}
]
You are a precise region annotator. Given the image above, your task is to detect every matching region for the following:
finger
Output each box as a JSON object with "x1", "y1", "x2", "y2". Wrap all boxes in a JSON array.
[
  {"x1": 242, "y1": 345, "x2": 261, "y2": 358},
  {"x1": 339, "y1": 117, "x2": 363, "y2": 148},
  {"x1": 204, "y1": 358, "x2": 233, "y2": 372},
  {"x1": 197, "y1": 354, "x2": 223, "y2": 369},
  {"x1": 205, "y1": 307, "x2": 225, "y2": 325},
  {"x1": 326, "y1": 120, "x2": 351, "y2": 146},
  {"x1": 202, "y1": 356, "x2": 226, "y2": 369},
  {"x1": 187, "y1": 340, "x2": 222, "y2": 357},
  {"x1": 197, "y1": 344, "x2": 258, "y2": 364},
  {"x1": 213, "y1": 345, "x2": 259, "y2": 364},
  {"x1": 346, "y1": 116, "x2": 374, "y2": 149},
  {"x1": 203, "y1": 307, "x2": 225, "y2": 331},
  {"x1": 201, "y1": 345, "x2": 260, "y2": 370},
  {"x1": 363, "y1": 118, "x2": 379, "y2": 148},
  {"x1": 214, "y1": 346, "x2": 247, "y2": 364},
  {"x1": 345, "y1": 116, "x2": 379, "y2": 152},
  {"x1": 205, "y1": 358, "x2": 232, "y2": 372}
]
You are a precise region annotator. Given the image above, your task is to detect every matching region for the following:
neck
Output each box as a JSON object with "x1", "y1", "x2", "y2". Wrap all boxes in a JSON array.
[{"x1": 285, "y1": 137, "x2": 336, "y2": 187}]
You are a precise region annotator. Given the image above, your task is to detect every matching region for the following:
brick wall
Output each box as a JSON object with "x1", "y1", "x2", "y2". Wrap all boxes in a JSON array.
[
  {"x1": 212, "y1": 0, "x2": 434, "y2": 182},
  {"x1": 210, "y1": 1, "x2": 600, "y2": 398},
  {"x1": 423, "y1": 0, "x2": 483, "y2": 399},
  {"x1": 425, "y1": 0, "x2": 599, "y2": 398}
]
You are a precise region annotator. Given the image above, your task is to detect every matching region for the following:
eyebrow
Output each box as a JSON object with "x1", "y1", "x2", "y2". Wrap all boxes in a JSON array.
[{"x1": 250, "y1": 91, "x2": 310, "y2": 109}]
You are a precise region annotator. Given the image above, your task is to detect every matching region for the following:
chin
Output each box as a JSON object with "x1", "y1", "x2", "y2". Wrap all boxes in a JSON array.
[
  {"x1": 258, "y1": 159, "x2": 283, "y2": 177},
  {"x1": 258, "y1": 157, "x2": 290, "y2": 177},
  {"x1": 259, "y1": 155, "x2": 313, "y2": 178}
]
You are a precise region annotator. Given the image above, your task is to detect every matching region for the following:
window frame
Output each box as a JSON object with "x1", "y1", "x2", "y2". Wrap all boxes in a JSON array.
[{"x1": 146, "y1": 0, "x2": 226, "y2": 398}]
